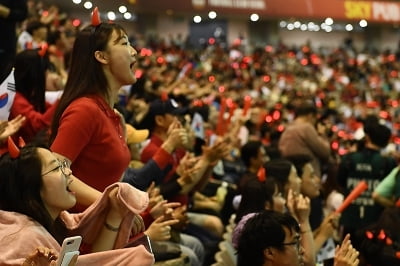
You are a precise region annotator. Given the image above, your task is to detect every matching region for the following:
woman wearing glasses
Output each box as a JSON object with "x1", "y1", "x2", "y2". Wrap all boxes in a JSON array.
[{"x1": 0, "y1": 138, "x2": 154, "y2": 265}]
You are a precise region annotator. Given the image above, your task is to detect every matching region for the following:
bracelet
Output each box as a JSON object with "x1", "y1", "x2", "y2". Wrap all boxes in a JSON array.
[
  {"x1": 300, "y1": 229, "x2": 312, "y2": 234},
  {"x1": 104, "y1": 222, "x2": 120, "y2": 232}
]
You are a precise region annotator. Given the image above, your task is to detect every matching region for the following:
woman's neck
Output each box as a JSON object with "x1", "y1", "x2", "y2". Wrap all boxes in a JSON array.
[{"x1": 104, "y1": 87, "x2": 118, "y2": 108}]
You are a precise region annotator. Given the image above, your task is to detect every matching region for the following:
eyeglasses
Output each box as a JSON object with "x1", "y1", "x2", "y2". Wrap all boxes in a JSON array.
[
  {"x1": 281, "y1": 236, "x2": 301, "y2": 253},
  {"x1": 42, "y1": 159, "x2": 71, "y2": 177}
]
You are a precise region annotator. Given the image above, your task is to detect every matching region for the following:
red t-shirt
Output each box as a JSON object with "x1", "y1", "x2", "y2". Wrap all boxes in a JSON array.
[
  {"x1": 51, "y1": 95, "x2": 130, "y2": 210},
  {"x1": 9, "y1": 92, "x2": 58, "y2": 142}
]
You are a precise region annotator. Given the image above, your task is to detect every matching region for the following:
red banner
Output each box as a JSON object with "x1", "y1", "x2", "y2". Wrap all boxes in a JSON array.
[{"x1": 133, "y1": 0, "x2": 400, "y2": 23}]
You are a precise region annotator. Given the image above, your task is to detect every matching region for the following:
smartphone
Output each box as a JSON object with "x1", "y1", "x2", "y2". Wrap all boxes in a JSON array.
[
  {"x1": 56, "y1": 236, "x2": 82, "y2": 266},
  {"x1": 125, "y1": 233, "x2": 153, "y2": 254}
]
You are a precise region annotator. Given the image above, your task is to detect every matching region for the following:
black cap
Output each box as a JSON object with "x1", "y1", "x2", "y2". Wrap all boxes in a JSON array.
[
  {"x1": 138, "y1": 99, "x2": 186, "y2": 130},
  {"x1": 149, "y1": 98, "x2": 186, "y2": 116}
]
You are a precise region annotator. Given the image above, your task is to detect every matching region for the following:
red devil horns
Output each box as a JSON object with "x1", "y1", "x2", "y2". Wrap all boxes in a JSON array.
[
  {"x1": 257, "y1": 167, "x2": 266, "y2": 182},
  {"x1": 6, "y1": 136, "x2": 26, "y2": 159},
  {"x1": 38, "y1": 43, "x2": 48, "y2": 57},
  {"x1": 18, "y1": 137, "x2": 26, "y2": 148},
  {"x1": 7, "y1": 137, "x2": 20, "y2": 159},
  {"x1": 91, "y1": 7, "x2": 101, "y2": 26}
]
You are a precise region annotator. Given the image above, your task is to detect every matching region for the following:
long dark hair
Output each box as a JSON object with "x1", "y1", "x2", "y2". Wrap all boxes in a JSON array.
[
  {"x1": 49, "y1": 23, "x2": 127, "y2": 144},
  {"x1": 264, "y1": 159, "x2": 293, "y2": 195},
  {"x1": 0, "y1": 146, "x2": 66, "y2": 243},
  {"x1": 14, "y1": 49, "x2": 49, "y2": 113},
  {"x1": 236, "y1": 177, "x2": 278, "y2": 223}
]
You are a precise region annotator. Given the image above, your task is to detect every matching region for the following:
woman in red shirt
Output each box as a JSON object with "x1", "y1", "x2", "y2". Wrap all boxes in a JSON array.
[
  {"x1": 10, "y1": 48, "x2": 59, "y2": 143},
  {"x1": 49, "y1": 13, "x2": 138, "y2": 211}
]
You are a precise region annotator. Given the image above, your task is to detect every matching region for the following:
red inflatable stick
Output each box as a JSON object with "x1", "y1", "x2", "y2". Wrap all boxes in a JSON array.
[{"x1": 335, "y1": 180, "x2": 368, "y2": 214}]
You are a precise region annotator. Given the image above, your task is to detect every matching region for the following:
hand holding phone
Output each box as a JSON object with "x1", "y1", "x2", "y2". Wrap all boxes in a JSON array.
[{"x1": 56, "y1": 236, "x2": 82, "y2": 266}]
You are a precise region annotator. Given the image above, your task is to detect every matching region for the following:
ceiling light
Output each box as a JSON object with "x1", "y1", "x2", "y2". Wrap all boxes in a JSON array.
[
  {"x1": 124, "y1": 12, "x2": 132, "y2": 20},
  {"x1": 325, "y1": 17, "x2": 333, "y2": 25},
  {"x1": 208, "y1": 11, "x2": 217, "y2": 19},
  {"x1": 345, "y1": 24, "x2": 353, "y2": 31},
  {"x1": 359, "y1": 19, "x2": 368, "y2": 27},
  {"x1": 119, "y1": 6, "x2": 127, "y2": 13},
  {"x1": 83, "y1": 1, "x2": 92, "y2": 9},
  {"x1": 107, "y1": 11, "x2": 116, "y2": 20},
  {"x1": 193, "y1": 15, "x2": 202, "y2": 23},
  {"x1": 250, "y1": 14, "x2": 259, "y2": 22}
]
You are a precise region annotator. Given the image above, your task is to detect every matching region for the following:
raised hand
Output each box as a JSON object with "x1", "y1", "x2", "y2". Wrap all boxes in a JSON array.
[
  {"x1": 163, "y1": 120, "x2": 188, "y2": 152},
  {"x1": 287, "y1": 189, "x2": 311, "y2": 223},
  {"x1": 144, "y1": 215, "x2": 179, "y2": 241},
  {"x1": 202, "y1": 139, "x2": 230, "y2": 164},
  {"x1": 149, "y1": 199, "x2": 181, "y2": 220},
  {"x1": 0, "y1": 115, "x2": 26, "y2": 142},
  {"x1": 146, "y1": 182, "x2": 160, "y2": 199},
  {"x1": 171, "y1": 205, "x2": 189, "y2": 231},
  {"x1": 318, "y1": 212, "x2": 340, "y2": 239},
  {"x1": 176, "y1": 152, "x2": 196, "y2": 176},
  {"x1": 334, "y1": 234, "x2": 360, "y2": 266}
]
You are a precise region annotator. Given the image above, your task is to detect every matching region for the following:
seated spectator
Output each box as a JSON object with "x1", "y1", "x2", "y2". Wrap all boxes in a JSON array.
[
  {"x1": 238, "y1": 140, "x2": 268, "y2": 190},
  {"x1": 233, "y1": 177, "x2": 285, "y2": 248},
  {"x1": 17, "y1": 20, "x2": 47, "y2": 51},
  {"x1": 353, "y1": 207, "x2": 400, "y2": 266},
  {"x1": 286, "y1": 154, "x2": 341, "y2": 262},
  {"x1": 236, "y1": 210, "x2": 360, "y2": 266},
  {"x1": 263, "y1": 158, "x2": 302, "y2": 198},
  {"x1": 0, "y1": 138, "x2": 154, "y2": 265},
  {"x1": 10, "y1": 48, "x2": 60, "y2": 143}
]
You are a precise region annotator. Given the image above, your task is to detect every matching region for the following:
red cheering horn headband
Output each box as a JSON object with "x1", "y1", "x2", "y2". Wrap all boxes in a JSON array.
[
  {"x1": 7, "y1": 136, "x2": 26, "y2": 159},
  {"x1": 91, "y1": 7, "x2": 101, "y2": 26}
]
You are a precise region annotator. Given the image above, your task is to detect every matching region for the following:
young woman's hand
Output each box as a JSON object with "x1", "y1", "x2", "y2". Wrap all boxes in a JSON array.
[
  {"x1": 149, "y1": 199, "x2": 181, "y2": 220},
  {"x1": 22, "y1": 247, "x2": 78, "y2": 266},
  {"x1": 0, "y1": 115, "x2": 26, "y2": 142},
  {"x1": 144, "y1": 215, "x2": 179, "y2": 241},
  {"x1": 334, "y1": 234, "x2": 360, "y2": 266}
]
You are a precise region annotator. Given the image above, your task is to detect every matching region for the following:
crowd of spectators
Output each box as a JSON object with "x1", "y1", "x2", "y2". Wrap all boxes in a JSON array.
[{"x1": 2, "y1": 0, "x2": 400, "y2": 265}]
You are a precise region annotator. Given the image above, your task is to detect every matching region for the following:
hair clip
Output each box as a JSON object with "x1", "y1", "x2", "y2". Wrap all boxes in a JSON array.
[
  {"x1": 38, "y1": 43, "x2": 48, "y2": 57},
  {"x1": 257, "y1": 166, "x2": 266, "y2": 182},
  {"x1": 91, "y1": 7, "x2": 101, "y2": 26}
]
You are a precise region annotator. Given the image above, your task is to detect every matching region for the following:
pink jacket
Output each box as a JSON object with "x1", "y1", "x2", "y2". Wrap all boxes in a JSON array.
[{"x1": 0, "y1": 182, "x2": 155, "y2": 265}]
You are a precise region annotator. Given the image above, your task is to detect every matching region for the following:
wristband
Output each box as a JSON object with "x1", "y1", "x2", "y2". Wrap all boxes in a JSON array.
[{"x1": 104, "y1": 222, "x2": 120, "y2": 232}]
